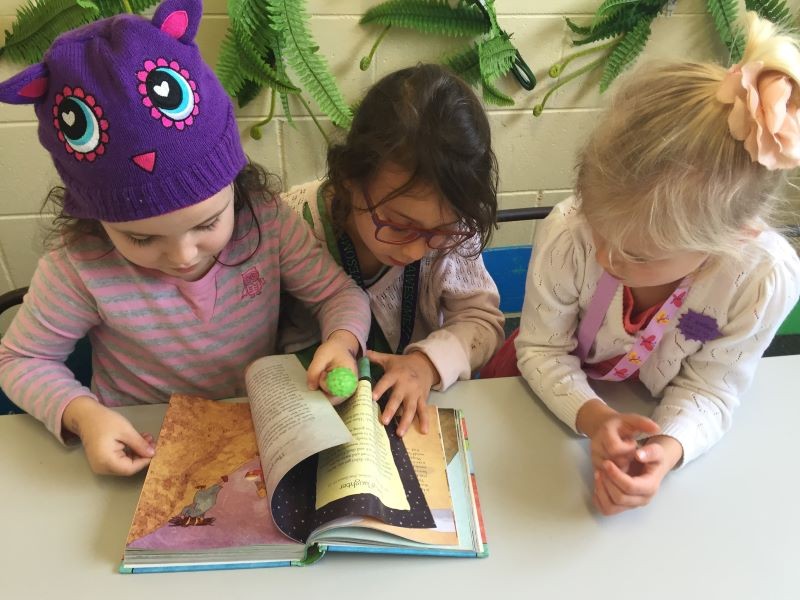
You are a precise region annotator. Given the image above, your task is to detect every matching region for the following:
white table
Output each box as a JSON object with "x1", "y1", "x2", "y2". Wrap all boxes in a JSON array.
[{"x1": 2, "y1": 355, "x2": 798, "y2": 599}]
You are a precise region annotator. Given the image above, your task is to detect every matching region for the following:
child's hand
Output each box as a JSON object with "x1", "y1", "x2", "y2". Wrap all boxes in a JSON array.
[
  {"x1": 307, "y1": 329, "x2": 359, "y2": 403},
  {"x1": 592, "y1": 435, "x2": 683, "y2": 515},
  {"x1": 366, "y1": 350, "x2": 439, "y2": 437},
  {"x1": 578, "y1": 400, "x2": 661, "y2": 471},
  {"x1": 62, "y1": 396, "x2": 155, "y2": 476}
]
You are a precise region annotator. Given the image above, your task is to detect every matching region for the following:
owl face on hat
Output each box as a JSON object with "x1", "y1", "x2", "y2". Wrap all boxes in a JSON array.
[{"x1": 0, "y1": 0, "x2": 246, "y2": 222}]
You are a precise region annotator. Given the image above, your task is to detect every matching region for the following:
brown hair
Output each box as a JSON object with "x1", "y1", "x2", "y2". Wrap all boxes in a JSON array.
[{"x1": 326, "y1": 63, "x2": 498, "y2": 255}]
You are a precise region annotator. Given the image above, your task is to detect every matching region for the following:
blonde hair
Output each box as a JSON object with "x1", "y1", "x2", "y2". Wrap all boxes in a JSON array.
[{"x1": 576, "y1": 12, "x2": 799, "y2": 262}]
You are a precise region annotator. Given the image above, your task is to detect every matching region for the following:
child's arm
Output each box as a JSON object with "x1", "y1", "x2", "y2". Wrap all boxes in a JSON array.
[
  {"x1": 651, "y1": 256, "x2": 800, "y2": 467},
  {"x1": 370, "y1": 250, "x2": 504, "y2": 436},
  {"x1": 514, "y1": 205, "x2": 601, "y2": 432},
  {"x1": 401, "y1": 250, "x2": 505, "y2": 391},
  {"x1": 275, "y1": 198, "x2": 370, "y2": 381},
  {"x1": 366, "y1": 349, "x2": 438, "y2": 436},
  {"x1": 0, "y1": 251, "x2": 156, "y2": 474},
  {"x1": 0, "y1": 251, "x2": 101, "y2": 440},
  {"x1": 306, "y1": 329, "x2": 360, "y2": 402},
  {"x1": 61, "y1": 396, "x2": 155, "y2": 475}
]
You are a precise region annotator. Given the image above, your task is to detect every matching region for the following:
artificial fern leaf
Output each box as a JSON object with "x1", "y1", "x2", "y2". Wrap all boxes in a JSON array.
[
  {"x1": 2, "y1": 0, "x2": 100, "y2": 64},
  {"x1": 572, "y1": 20, "x2": 628, "y2": 46},
  {"x1": 93, "y1": 0, "x2": 160, "y2": 18},
  {"x1": 599, "y1": 18, "x2": 652, "y2": 92},
  {"x1": 707, "y1": 0, "x2": 745, "y2": 61},
  {"x1": 360, "y1": 0, "x2": 488, "y2": 38},
  {"x1": 481, "y1": 77, "x2": 514, "y2": 106},
  {"x1": 477, "y1": 32, "x2": 516, "y2": 83},
  {"x1": 236, "y1": 79, "x2": 264, "y2": 108},
  {"x1": 565, "y1": 17, "x2": 592, "y2": 35},
  {"x1": 217, "y1": 30, "x2": 248, "y2": 96},
  {"x1": 592, "y1": 0, "x2": 642, "y2": 29},
  {"x1": 229, "y1": 0, "x2": 277, "y2": 43},
  {"x1": 573, "y1": 3, "x2": 662, "y2": 46},
  {"x1": 444, "y1": 43, "x2": 481, "y2": 84},
  {"x1": 237, "y1": 30, "x2": 297, "y2": 94},
  {"x1": 745, "y1": 0, "x2": 793, "y2": 28},
  {"x1": 217, "y1": 28, "x2": 299, "y2": 103},
  {"x1": 479, "y1": 0, "x2": 501, "y2": 35},
  {"x1": 267, "y1": 0, "x2": 352, "y2": 128},
  {"x1": 279, "y1": 90, "x2": 294, "y2": 124}
]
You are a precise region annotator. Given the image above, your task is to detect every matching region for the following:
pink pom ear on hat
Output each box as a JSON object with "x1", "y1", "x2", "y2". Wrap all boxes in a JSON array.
[
  {"x1": 152, "y1": 0, "x2": 201, "y2": 43},
  {"x1": 0, "y1": 63, "x2": 49, "y2": 104}
]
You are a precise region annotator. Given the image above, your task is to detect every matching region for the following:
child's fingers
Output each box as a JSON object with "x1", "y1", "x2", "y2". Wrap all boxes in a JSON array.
[
  {"x1": 371, "y1": 369, "x2": 399, "y2": 401},
  {"x1": 635, "y1": 443, "x2": 665, "y2": 465},
  {"x1": 602, "y1": 460, "x2": 655, "y2": 498},
  {"x1": 120, "y1": 428, "x2": 156, "y2": 461},
  {"x1": 114, "y1": 453, "x2": 153, "y2": 476},
  {"x1": 598, "y1": 468, "x2": 645, "y2": 509},
  {"x1": 366, "y1": 349, "x2": 391, "y2": 366},
  {"x1": 395, "y1": 398, "x2": 418, "y2": 437},
  {"x1": 380, "y1": 388, "x2": 405, "y2": 427},
  {"x1": 599, "y1": 434, "x2": 638, "y2": 459},
  {"x1": 305, "y1": 357, "x2": 324, "y2": 390},
  {"x1": 416, "y1": 398, "x2": 430, "y2": 434},
  {"x1": 620, "y1": 413, "x2": 661, "y2": 437},
  {"x1": 593, "y1": 471, "x2": 616, "y2": 515}
]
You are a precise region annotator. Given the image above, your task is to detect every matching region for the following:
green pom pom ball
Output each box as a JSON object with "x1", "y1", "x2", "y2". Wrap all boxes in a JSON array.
[{"x1": 327, "y1": 367, "x2": 358, "y2": 397}]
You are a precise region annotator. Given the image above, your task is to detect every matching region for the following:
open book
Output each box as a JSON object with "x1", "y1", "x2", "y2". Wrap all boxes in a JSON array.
[{"x1": 120, "y1": 355, "x2": 487, "y2": 572}]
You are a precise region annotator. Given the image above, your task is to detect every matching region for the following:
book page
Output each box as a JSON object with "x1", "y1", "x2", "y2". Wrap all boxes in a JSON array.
[
  {"x1": 246, "y1": 355, "x2": 352, "y2": 495},
  {"x1": 401, "y1": 406, "x2": 452, "y2": 509},
  {"x1": 125, "y1": 395, "x2": 300, "y2": 557},
  {"x1": 314, "y1": 379, "x2": 410, "y2": 511},
  {"x1": 311, "y1": 405, "x2": 459, "y2": 546}
]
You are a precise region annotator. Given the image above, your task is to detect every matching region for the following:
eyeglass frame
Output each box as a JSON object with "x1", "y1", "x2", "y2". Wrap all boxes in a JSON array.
[{"x1": 361, "y1": 185, "x2": 477, "y2": 251}]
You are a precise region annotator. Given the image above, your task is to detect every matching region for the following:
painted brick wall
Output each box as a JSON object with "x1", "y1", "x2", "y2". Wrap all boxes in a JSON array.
[{"x1": 0, "y1": 0, "x2": 797, "y2": 315}]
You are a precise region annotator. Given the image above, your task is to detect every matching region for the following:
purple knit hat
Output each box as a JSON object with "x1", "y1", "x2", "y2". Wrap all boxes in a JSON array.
[{"x1": 0, "y1": 0, "x2": 246, "y2": 222}]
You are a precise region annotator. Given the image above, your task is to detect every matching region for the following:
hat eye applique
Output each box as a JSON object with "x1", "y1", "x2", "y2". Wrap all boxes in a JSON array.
[
  {"x1": 52, "y1": 87, "x2": 109, "y2": 161},
  {"x1": 137, "y1": 58, "x2": 199, "y2": 129}
]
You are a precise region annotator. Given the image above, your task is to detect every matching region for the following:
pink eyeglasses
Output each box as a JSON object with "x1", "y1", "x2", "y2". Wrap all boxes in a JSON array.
[{"x1": 362, "y1": 187, "x2": 476, "y2": 251}]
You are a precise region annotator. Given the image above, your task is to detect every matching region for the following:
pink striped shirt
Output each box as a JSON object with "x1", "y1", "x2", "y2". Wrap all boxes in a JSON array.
[{"x1": 0, "y1": 196, "x2": 370, "y2": 441}]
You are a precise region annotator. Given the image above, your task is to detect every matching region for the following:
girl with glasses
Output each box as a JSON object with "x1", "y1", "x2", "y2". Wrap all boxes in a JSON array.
[{"x1": 280, "y1": 64, "x2": 505, "y2": 436}]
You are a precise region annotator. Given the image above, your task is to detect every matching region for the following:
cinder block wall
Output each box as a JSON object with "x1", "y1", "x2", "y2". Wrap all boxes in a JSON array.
[{"x1": 0, "y1": 0, "x2": 797, "y2": 310}]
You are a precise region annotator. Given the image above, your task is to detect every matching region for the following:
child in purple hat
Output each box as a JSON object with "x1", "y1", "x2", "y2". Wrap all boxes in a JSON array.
[{"x1": 0, "y1": 0, "x2": 370, "y2": 476}]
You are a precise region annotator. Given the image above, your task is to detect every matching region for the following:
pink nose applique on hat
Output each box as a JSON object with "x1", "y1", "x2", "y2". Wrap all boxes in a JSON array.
[{"x1": 132, "y1": 151, "x2": 157, "y2": 173}]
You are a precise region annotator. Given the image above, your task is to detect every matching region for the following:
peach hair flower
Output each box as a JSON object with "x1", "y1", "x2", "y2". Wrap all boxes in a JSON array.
[{"x1": 716, "y1": 60, "x2": 800, "y2": 170}]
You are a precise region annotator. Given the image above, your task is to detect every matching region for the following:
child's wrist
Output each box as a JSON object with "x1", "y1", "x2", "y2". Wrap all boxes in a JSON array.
[
  {"x1": 62, "y1": 395, "x2": 102, "y2": 439},
  {"x1": 645, "y1": 435, "x2": 684, "y2": 471},
  {"x1": 576, "y1": 399, "x2": 616, "y2": 438},
  {"x1": 326, "y1": 329, "x2": 360, "y2": 358},
  {"x1": 407, "y1": 351, "x2": 441, "y2": 386}
]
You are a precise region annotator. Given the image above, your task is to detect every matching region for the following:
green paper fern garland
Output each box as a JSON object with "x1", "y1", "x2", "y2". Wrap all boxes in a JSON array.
[
  {"x1": 360, "y1": 0, "x2": 533, "y2": 106},
  {"x1": 266, "y1": 0, "x2": 352, "y2": 128},
  {"x1": 707, "y1": 0, "x2": 746, "y2": 61},
  {"x1": 360, "y1": 0, "x2": 487, "y2": 38},
  {"x1": 2, "y1": 0, "x2": 100, "y2": 64},
  {"x1": 599, "y1": 18, "x2": 652, "y2": 91}
]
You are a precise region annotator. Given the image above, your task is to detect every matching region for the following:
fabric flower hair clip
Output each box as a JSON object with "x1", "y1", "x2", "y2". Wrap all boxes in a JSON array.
[{"x1": 716, "y1": 60, "x2": 800, "y2": 170}]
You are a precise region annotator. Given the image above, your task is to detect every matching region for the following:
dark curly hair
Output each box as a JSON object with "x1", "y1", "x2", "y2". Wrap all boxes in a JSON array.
[
  {"x1": 42, "y1": 161, "x2": 281, "y2": 266},
  {"x1": 326, "y1": 64, "x2": 498, "y2": 256}
]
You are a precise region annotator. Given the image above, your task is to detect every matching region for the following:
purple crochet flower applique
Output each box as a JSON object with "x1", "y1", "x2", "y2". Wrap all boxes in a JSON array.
[{"x1": 678, "y1": 310, "x2": 721, "y2": 343}]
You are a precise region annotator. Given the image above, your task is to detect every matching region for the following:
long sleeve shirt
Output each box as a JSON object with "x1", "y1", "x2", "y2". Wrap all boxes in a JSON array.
[
  {"x1": 515, "y1": 197, "x2": 800, "y2": 465},
  {"x1": 0, "y1": 196, "x2": 370, "y2": 441},
  {"x1": 278, "y1": 180, "x2": 505, "y2": 391}
]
